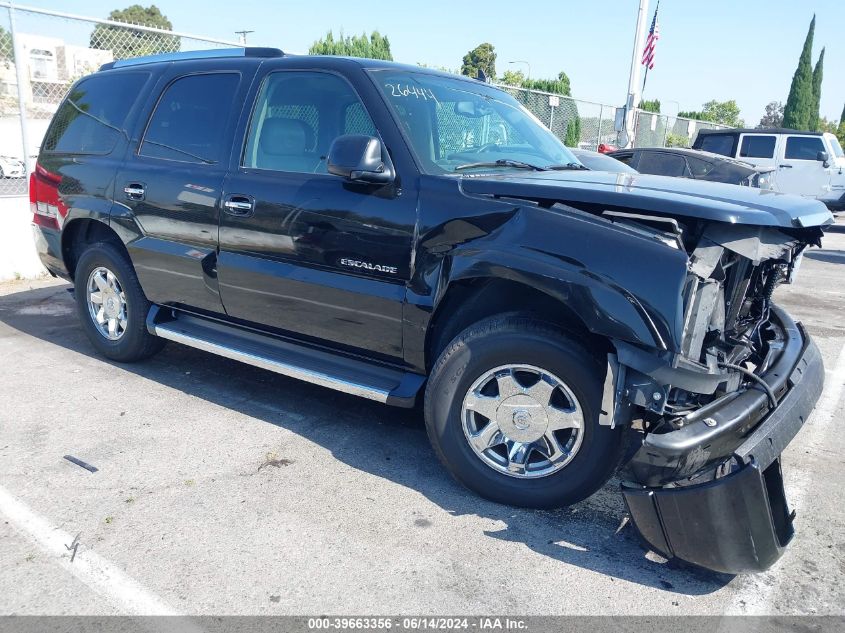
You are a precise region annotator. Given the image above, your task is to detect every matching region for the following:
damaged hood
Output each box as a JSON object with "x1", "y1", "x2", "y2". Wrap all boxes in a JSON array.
[{"x1": 458, "y1": 170, "x2": 833, "y2": 229}]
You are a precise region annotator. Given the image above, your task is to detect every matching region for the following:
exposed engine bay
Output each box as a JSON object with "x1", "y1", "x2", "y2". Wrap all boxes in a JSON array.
[{"x1": 599, "y1": 210, "x2": 825, "y2": 479}]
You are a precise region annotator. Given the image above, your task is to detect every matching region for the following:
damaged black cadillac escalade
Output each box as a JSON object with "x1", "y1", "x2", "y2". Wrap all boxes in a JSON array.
[{"x1": 30, "y1": 49, "x2": 831, "y2": 574}]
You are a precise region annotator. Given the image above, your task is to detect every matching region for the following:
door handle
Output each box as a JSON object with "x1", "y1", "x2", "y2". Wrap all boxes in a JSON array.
[
  {"x1": 124, "y1": 183, "x2": 145, "y2": 200},
  {"x1": 778, "y1": 164, "x2": 793, "y2": 169},
  {"x1": 223, "y1": 194, "x2": 254, "y2": 216}
]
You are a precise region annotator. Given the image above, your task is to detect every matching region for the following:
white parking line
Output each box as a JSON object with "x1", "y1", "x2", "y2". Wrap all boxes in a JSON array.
[
  {"x1": 0, "y1": 484, "x2": 181, "y2": 616},
  {"x1": 727, "y1": 341, "x2": 845, "y2": 615}
]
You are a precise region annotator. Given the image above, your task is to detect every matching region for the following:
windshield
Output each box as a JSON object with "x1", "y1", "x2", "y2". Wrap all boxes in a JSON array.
[{"x1": 370, "y1": 70, "x2": 579, "y2": 174}]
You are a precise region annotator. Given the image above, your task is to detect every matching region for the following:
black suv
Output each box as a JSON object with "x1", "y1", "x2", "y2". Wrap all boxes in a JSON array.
[{"x1": 32, "y1": 48, "x2": 831, "y2": 574}]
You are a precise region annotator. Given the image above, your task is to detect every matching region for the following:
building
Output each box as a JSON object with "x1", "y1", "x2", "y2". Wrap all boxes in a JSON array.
[{"x1": 0, "y1": 34, "x2": 113, "y2": 112}]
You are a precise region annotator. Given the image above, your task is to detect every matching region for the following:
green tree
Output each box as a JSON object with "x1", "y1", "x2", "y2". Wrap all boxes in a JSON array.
[
  {"x1": 309, "y1": 30, "x2": 393, "y2": 60},
  {"x1": 90, "y1": 5, "x2": 179, "y2": 59},
  {"x1": 500, "y1": 69, "x2": 525, "y2": 86},
  {"x1": 808, "y1": 47, "x2": 824, "y2": 131},
  {"x1": 701, "y1": 100, "x2": 743, "y2": 127},
  {"x1": 783, "y1": 16, "x2": 816, "y2": 130},
  {"x1": 759, "y1": 101, "x2": 784, "y2": 128},
  {"x1": 639, "y1": 99, "x2": 661, "y2": 113},
  {"x1": 522, "y1": 72, "x2": 571, "y2": 97},
  {"x1": 461, "y1": 43, "x2": 496, "y2": 80},
  {"x1": 564, "y1": 116, "x2": 581, "y2": 147},
  {"x1": 838, "y1": 104, "x2": 845, "y2": 147}
]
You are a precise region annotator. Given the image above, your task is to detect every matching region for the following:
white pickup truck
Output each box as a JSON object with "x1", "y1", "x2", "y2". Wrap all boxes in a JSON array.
[{"x1": 693, "y1": 128, "x2": 845, "y2": 210}]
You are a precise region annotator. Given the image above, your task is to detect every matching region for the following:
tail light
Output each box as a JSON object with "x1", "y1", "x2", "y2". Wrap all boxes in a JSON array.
[{"x1": 30, "y1": 163, "x2": 62, "y2": 230}]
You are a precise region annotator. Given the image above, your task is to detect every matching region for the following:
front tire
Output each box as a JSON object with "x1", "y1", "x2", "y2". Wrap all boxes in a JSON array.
[
  {"x1": 74, "y1": 241, "x2": 164, "y2": 362},
  {"x1": 424, "y1": 315, "x2": 623, "y2": 509}
]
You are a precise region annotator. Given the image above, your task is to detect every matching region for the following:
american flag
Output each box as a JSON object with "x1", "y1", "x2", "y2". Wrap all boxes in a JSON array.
[{"x1": 641, "y1": 6, "x2": 660, "y2": 70}]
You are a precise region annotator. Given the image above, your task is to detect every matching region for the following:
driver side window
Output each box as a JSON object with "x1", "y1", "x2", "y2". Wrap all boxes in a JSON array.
[{"x1": 243, "y1": 71, "x2": 377, "y2": 174}]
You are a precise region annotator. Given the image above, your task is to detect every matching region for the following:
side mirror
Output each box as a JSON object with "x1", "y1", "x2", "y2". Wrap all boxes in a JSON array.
[
  {"x1": 327, "y1": 135, "x2": 394, "y2": 184},
  {"x1": 817, "y1": 150, "x2": 830, "y2": 167}
]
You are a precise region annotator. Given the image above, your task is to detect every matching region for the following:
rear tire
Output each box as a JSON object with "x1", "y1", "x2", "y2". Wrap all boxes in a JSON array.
[
  {"x1": 424, "y1": 314, "x2": 623, "y2": 509},
  {"x1": 74, "y1": 241, "x2": 164, "y2": 362}
]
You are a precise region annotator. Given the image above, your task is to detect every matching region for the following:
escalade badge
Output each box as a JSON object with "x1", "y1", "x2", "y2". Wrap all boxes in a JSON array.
[{"x1": 339, "y1": 258, "x2": 398, "y2": 275}]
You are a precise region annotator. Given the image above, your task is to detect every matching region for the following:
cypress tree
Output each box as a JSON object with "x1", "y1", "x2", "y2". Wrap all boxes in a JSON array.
[
  {"x1": 783, "y1": 16, "x2": 816, "y2": 130},
  {"x1": 809, "y1": 48, "x2": 825, "y2": 131}
]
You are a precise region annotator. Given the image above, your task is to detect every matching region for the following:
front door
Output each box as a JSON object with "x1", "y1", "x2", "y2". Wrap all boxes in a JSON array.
[
  {"x1": 776, "y1": 135, "x2": 830, "y2": 197},
  {"x1": 217, "y1": 70, "x2": 416, "y2": 360},
  {"x1": 116, "y1": 67, "x2": 253, "y2": 314}
]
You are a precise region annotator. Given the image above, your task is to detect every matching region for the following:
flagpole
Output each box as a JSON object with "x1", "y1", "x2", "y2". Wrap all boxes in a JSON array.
[{"x1": 623, "y1": 0, "x2": 650, "y2": 148}]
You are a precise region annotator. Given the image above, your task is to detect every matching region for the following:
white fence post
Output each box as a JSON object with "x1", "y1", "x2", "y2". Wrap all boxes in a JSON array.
[{"x1": 8, "y1": 2, "x2": 32, "y2": 178}]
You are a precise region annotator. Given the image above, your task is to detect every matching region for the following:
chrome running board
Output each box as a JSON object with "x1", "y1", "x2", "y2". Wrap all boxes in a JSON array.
[{"x1": 147, "y1": 306, "x2": 424, "y2": 407}]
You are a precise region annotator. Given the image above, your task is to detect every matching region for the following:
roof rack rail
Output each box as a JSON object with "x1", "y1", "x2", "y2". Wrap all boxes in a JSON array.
[{"x1": 99, "y1": 47, "x2": 284, "y2": 71}]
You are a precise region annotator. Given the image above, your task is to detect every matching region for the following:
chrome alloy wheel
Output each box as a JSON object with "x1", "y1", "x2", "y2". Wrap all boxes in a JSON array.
[
  {"x1": 86, "y1": 266, "x2": 128, "y2": 341},
  {"x1": 461, "y1": 364, "x2": 585, "y2": 478}
]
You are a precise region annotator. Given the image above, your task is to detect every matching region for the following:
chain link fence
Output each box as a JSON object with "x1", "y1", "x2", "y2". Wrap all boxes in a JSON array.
[
  {"x1": 498, "y1": 84, "x2": 732, "y2": 152},
  {"x1": 0, "y1": 2, "x2": 238, "y2": 196},
  {"x1": 497, "y1": 84, "x2": 619, "y2": 151},
  {"x1": 632, "y1": 110, "x2": 731, "y2": 149},
  {"x1": 0, "y1": 2, "x2": 735, "y2": 198}
]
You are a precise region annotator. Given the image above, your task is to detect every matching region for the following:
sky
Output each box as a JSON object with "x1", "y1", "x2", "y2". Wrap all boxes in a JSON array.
[{"x1": 10, "y1": 0, "x2": 845, "y2": 124}]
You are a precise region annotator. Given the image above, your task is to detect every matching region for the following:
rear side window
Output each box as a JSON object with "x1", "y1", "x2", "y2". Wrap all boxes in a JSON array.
[
  {"x1": 636, "y1": 151, "x2": 688, "y2": 177},
  {"x1": 42, "y1": 72, "x2": 148, "y2": 154},
  {"x1": 686, "y1": 156, "x2": 714, "y2": 177},
  {"x1": 697, "y1": 134, "x2": 735, "y2": 157},
  {"x1": 784, "y1": 136, "x2": 826, "y2": 160},
  {"x1": 140, "y1": 73, "x2": 240, "y2": 164},
  {"x1": 739, "y1": 135, "x2": 776, "y2": 159}
]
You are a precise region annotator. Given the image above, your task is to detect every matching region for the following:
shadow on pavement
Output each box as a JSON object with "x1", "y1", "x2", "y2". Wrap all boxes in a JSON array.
[{"x1": 0, "y1": 282, "x2": 732, "y2": 595}]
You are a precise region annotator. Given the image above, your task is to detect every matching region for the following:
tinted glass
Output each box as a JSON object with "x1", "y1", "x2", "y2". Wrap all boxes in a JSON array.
[
  {"x1": 243, "y1": 72, "x2": 377, "y2": 174},
  {"x1": 784, "y1": 136, "x2": 826, "y2": 160},
  {"x1": 830, "y1": 136, "x2": 844, "y2": 159},
  {"x1": 635, "y1": 151, "x2": 688, "y2": 177},
  {"x1": 42, "y1": 72, "x2": 147, "y2": 154},
  {"x1": 685, "y1": 156, "x2": 714, "y2": 177},
  {"x1": 573, "y1": 150, "x2": 637, "y2": 173},
  {"x1": 739, "y1": 135, "x2": 776, "y2": 159},
  {"x1": 698, "y1": 134, "x2": 735, "y2": 157},
  {"x1": 140, "y1": 73, "x2": 240, "y2": 164},
  {"x1": 371, "y1": 70, "x2": 577, "y2": 173}
]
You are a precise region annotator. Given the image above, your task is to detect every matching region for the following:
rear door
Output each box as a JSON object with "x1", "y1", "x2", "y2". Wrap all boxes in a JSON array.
[
  {"x1": 114, "y1": 62, "x2": 256, "y2": 314},
  {"x1": 736, "y1": 133, "x2": 778, "y2": 171},
  {"x1": 776, "y1": 135, "x2": 829, "y2": 197},
  {"x1": 216, "y1": 69, "x2": 416, "y2": 360}
]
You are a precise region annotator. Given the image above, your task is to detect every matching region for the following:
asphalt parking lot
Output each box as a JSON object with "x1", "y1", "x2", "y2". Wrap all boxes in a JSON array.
[{"x1": 1, "y1": 217, "x2": 844, "y2": 617}]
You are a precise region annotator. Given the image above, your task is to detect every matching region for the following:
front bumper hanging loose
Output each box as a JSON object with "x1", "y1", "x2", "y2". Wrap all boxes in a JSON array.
[{"x1": 620, "y1": 306, "x2": 824, "y2": 574}]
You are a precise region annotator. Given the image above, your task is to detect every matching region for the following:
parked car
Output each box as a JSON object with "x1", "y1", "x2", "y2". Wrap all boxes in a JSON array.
[
  {"x1": 0, "y1": 155, "x2": 25, "y2": 179},
  {"x1": 31, "y1": 48, "x2": 831, "y2": 574},
  {"x1": 609, "y1": 147, "x2": 774, "y2": 188},
  {"x1": 570, "y1": 148, "x2": 637, "y2": 173},
  {"x1": 693, "y1": 128, "x2": 845, "y2": 209}
]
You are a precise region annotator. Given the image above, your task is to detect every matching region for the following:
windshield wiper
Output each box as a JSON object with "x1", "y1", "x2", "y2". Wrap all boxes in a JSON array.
[
  {"x1": 455, "y1": 159, "x2": 548, "y2": 172},
  {"x1": 546, "y1": 162, "x2": 589, "y2": 171}
]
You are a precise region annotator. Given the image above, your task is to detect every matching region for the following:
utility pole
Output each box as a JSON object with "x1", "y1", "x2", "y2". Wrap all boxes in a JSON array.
[
  {"x1": 622, "y1": 0, "x2": 649, "y2": 148},
  {"x1": 235, "y1": 30, "x2": 254, "y2": 45}
]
